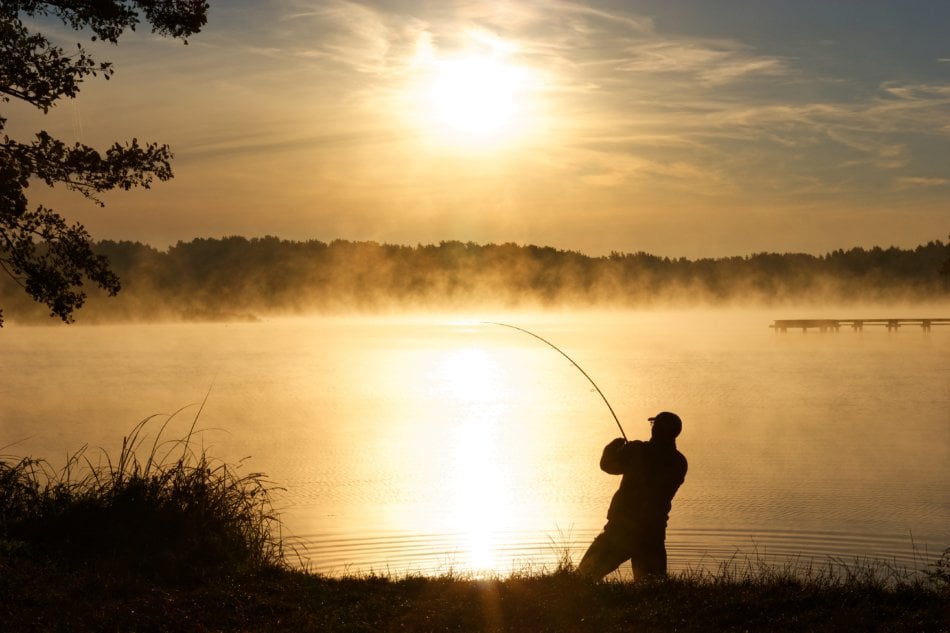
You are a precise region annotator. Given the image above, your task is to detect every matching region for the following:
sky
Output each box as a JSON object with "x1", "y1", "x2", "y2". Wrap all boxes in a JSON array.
[{"x1": 9, "y1": 0, "x2": 950, "y2": 258}]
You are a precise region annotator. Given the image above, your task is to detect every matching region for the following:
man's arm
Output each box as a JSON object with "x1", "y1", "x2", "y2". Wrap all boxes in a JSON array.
[{"x1": 599, "y1": 438, "x2": 629, "y2": 474}]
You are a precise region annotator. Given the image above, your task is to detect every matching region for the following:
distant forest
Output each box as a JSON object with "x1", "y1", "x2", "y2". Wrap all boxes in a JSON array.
[{"x1": 3, "y1": 237, "x2": 949, "y2": 323}]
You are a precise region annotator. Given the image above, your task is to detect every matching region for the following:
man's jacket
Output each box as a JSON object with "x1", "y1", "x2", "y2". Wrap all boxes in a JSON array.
[{"x1": 600, "y1": 437, "x2": 688, "y2": 534}]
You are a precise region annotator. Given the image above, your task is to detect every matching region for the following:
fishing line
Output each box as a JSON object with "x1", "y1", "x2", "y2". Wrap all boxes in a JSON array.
[{"x1": 482, "y1": 321, "x2": 627, "y2": 440}]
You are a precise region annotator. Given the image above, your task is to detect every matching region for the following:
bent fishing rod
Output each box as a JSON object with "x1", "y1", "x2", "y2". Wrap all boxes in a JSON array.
[{"x1": 483, "y1": 321, "x2": 627, "y2": 441}]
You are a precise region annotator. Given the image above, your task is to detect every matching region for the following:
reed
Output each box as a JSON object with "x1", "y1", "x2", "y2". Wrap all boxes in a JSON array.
[{"x1": 0, "y1": 409, "x2": 285, "y2": 582}]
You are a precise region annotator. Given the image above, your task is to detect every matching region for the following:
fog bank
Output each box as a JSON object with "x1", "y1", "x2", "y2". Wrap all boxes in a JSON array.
[{"x1": 2, "y1": 237, "x2": 948, "y2": 324}]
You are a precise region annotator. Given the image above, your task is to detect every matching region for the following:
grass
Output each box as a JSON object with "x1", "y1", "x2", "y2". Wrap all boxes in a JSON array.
[
  {"x1": 0, "y1": 410, "x2": 286, "y2": 583},
  {"x1": 1, "y1": 418, "x2": 947, "y2": 632}
]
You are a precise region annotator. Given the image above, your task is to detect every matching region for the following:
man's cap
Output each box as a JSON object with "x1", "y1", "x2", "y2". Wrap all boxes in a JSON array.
[{"x1": 648, "y1": 411, "x2": 682, "y2": 438}]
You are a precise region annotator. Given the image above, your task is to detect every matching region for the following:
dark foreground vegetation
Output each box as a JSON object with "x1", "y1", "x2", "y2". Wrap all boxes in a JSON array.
[
  {"x1": 2, "y1": 426, "x2": 947, "y2": 632},
  {"x1": 3, "y1": 556, "x2": 947, "y2": 633},
  {"x1": 3, "y1": 237, "x2": 949, "y2": 323}
]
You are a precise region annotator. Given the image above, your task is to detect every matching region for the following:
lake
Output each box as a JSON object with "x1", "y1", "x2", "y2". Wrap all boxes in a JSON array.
[{"x1": 2, "y1": 309, "x2": 948, "y2": 579}]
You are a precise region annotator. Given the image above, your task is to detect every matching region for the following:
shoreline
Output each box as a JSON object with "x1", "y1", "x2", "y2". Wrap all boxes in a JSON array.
[{"x1": 2, "y1": 556, "x2": 947, "y2": 632}]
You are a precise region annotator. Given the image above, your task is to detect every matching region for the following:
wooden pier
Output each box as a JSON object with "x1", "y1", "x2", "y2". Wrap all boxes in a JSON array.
[{"x1": 770, "y1": 318, "x2": 950, "y2": 332}]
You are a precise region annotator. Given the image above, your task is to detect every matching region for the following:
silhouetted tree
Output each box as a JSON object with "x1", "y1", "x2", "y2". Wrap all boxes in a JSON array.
[{"x1": 0, "y1": 0, "x2": 208, "y2": 325}]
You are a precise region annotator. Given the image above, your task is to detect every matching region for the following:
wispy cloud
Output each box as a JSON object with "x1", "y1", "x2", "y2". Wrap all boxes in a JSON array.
[
  {"x1": 610, "y1": 39, "x2": 792, "y2": 85},
  {"x1": 278, "y1": 0, "x2": 423, "y2": 75},
  {"x1": 196, "y1": 1, "x2": 950, "y2": 199},
  {"x1": 895, "y1": 176, "x2": 950, "y2": 189}
]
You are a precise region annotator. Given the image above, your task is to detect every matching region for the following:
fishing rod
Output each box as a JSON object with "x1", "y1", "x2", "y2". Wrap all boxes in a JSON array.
[{"x1": 483, "y1": 321, "x2": 627, "y2": 441}]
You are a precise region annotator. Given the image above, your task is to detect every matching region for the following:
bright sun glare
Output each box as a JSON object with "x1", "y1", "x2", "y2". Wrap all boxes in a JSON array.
[
  {"x1": 430, "y1": 56, "x2": 524, "y2": 137},
  {"x1": 406, "y1": 33, "x2": 540, "y2": 148}
]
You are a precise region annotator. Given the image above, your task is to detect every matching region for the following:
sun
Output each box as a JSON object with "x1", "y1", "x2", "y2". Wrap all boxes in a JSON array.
[
  {"x1": 403, "y1": 34, "x2": 541, "y2": 148},
  {"x1": 429, "y1": 56, "x2": 524, "y2": 138}
]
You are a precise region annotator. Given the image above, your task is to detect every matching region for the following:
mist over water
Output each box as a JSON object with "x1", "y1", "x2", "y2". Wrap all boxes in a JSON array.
[{"x1": 2, "y1": 308, "x2": 948, "y2": 578}]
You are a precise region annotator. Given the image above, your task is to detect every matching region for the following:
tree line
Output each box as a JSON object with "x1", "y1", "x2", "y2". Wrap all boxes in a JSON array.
[{"x1": 2, "y1": 237, "x2": 947, "y2": 323}]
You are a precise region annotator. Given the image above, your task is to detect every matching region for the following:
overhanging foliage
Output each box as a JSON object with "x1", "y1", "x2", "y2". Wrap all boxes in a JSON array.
[{"x1": 0, "y1": 0, "x2": 208, "y2": 325}]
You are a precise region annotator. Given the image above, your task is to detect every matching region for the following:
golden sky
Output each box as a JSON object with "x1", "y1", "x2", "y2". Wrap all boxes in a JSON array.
[{"x1": 9, "y1": 0, "x2": 950, "y2": 257}]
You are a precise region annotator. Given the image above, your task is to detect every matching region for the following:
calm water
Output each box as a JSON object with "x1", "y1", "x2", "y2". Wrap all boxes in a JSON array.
[{"x1": 2, "y1": 310, "x2": 948, "y2": 579}]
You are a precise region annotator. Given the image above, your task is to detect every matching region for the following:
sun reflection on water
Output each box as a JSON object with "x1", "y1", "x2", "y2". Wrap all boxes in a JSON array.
[
  {"x1": 431, "y1": 346, "x2": 518, "y2": 574},
  {"x1": 440, "y1": 347, "x2": 497, "y2": 401},
  {"x1": 451, "y1": 416, "x2": 512, "y2": 574}
]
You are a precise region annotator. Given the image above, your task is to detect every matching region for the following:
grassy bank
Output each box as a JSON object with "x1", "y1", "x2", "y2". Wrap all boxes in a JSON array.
[
  {"x1": 1, "y1": 424, "x2": 947, "y2": 632},
  {"x1": 2, "y1": 553, "x2": 946, "y2": 632}
]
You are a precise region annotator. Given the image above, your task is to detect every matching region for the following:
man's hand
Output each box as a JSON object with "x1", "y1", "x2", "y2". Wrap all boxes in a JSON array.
[{"x1": 600, "y1": 437, "x2": 629, "y2": 474}]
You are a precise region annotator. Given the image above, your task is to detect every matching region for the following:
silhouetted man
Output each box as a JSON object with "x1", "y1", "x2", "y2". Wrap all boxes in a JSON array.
[{"x1": 577, "y1": 411, "x2": 687, "y2": 581}]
